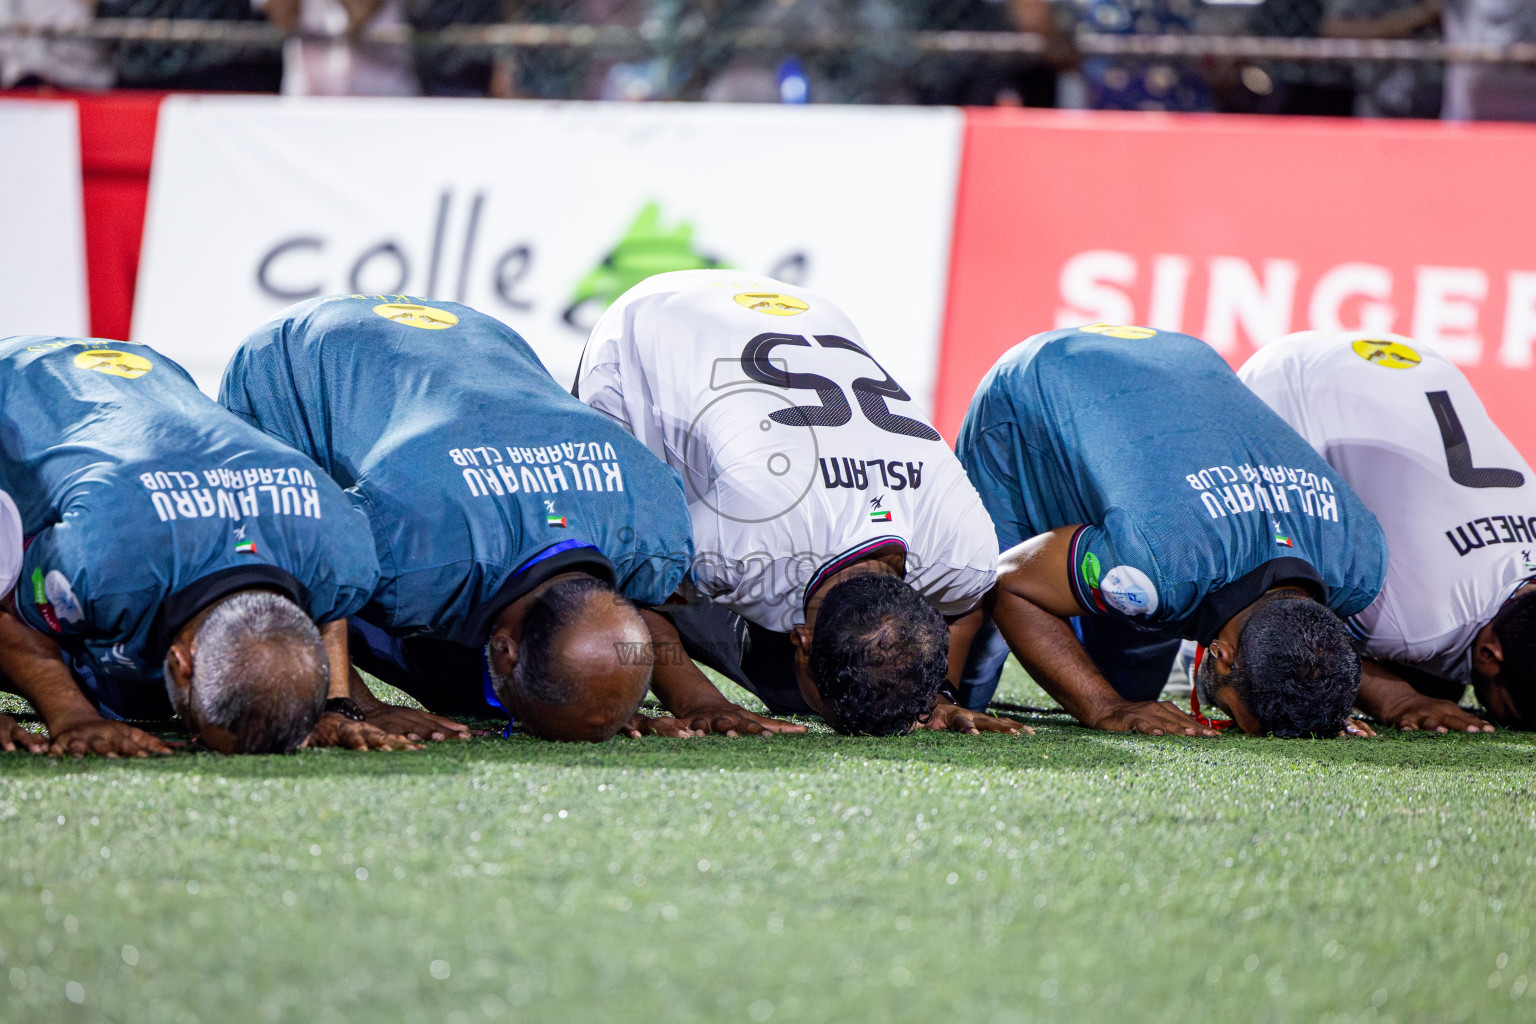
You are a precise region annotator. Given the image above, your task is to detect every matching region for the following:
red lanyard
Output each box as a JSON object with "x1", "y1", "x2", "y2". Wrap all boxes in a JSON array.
[{"x1": 1188, "y1": 644, "x2": 1235, "y2": 730}]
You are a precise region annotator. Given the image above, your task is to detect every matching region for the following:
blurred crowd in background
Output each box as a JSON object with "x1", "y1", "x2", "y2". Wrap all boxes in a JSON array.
[{"x1": 0, "y1": 0, "x2": 1532, "y2": 120}]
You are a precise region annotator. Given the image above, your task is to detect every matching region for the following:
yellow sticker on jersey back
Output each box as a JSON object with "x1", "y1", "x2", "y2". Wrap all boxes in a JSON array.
[
  {"x1": 74, "y1": 349, "x2": 152, "y2": 379},
  {"x1": 1080, "y1": 323, "x2": 1157, "y2": 340},
  {"x1": 734, "y1": 293, "x2": 809, "y2": 317},
  {"x1": 372, "y1": 303, "x2": 459, "y2": 330},
  {"x1": 1352, "y1": 338, "x2": 1421, "y2": 369}
]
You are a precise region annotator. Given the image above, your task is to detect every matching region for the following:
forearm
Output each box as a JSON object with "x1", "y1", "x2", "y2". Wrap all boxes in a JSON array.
[
  {"x1": 1354, "y1": 660, "x2": 1419, "y2": 721},
  {"x1": 987, "y1": 588, "x2": 1127, "y2": 727},
  {"x1": 344, "y1": 663, "x2": 390, "y2": 711},
  {"x1": 638, "y1": 608, "x2": 734, "y2": 713},
  {"x1": 320, "y1": 619, "x2": 389, "y2": 710},
  {"x1": 944, "y1": 607, "x2": 983, "y2": 690},
  {"x1": 0, "y1": 607, "x2": 101, "y2": 733},
  {"x1": 320, "y1": 619, "x2": 352, "y2": 701}
]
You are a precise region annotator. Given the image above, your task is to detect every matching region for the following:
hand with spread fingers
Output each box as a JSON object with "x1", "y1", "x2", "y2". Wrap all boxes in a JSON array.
[
  {"x1": 669, "y1": 701, "x2": 806, "y2": 738},
  {"x1": 305, "y1": 712, "x2": 422, "y2": 751},
  {"x1": 1088, "y1": 699, "x2": 1221, "y2": 738},
  {"x1": 1356, "y1": 663, "x2": 1491, "y2": 737},
  {"x1": 623, "y1": 713, "x2": 701, "y2": 738},
  {"x1": 361, "y1": 705, "x2": 471, "y2": 743},
  {"x1": 921, "y1": 700, "x2": 1033, "y2": 735},
  {"x1": 0, "y1": 713, "x2": 47, "y2": 753},
  {"x1": 49, "y1": 718, "x2": 173, "y2": 759},
  {"x1": 1383, "y1": 696, "x2": 1492, "y2": 734}
]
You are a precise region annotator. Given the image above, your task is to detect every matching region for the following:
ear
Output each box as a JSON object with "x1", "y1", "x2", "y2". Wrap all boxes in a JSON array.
[
  {"x1": 1212, "y1": 683, "x2": 1263, "y2": 736},
  {"x1": 488, "y1": 632, "x2": 518, "y2": 678},
  {"x1": 1473, "y1": 632, "x2": 1505, "y2": 679},
  {"x1": 165, "y1": 643, "x2": 194, "y2": 694},
  {"x1": 790, "y1": 624, "x2": 811, "y2": 657},
  {"x1": 1209, "y1": 640, "x2": 1236, "y2": 674}
]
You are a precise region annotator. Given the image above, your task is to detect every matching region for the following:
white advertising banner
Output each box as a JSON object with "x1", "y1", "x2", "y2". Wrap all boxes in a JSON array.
[
  {"x1": 0, "y1": 101, "x2": 89, "y2": 338},
  {"x1": 134, "y1": 97, "x2": 962, "y2": 409}
]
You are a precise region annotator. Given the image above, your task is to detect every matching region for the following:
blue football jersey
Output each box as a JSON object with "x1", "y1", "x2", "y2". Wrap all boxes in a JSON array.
[
  {"x1": 956, "y1": 325, "x2": 1387, "y2": 643},
  {"x1": 220, "y1": 295, "x2": 694, "y2": 645},
  {"x1": 0, "y1": 336, "x2": 380, "y2": 717}
]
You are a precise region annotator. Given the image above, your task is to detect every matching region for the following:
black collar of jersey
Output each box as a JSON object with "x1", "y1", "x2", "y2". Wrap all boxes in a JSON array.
[
  {"x1": 802, "y1": 536, "x2": 909, "y2": 615},
  {"x1": 1189, "y1": 557, "x2": 1327, "y2": 646},
  {"x1": 465, "y1": 546, "x2": 618, "y2": 645},
  {"x1": 152, "y1": 565, "x2": 308, "y2": 659}
]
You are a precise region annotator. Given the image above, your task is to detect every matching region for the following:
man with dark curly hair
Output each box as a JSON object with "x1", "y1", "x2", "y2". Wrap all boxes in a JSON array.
[
  {"x1": 807, "y1": 574, "x2": 953, "y2": 733},
  {"x1": 1243, "y1": 329, "x2": 1535, "y2": 733},
  {"x1": 577, "y1": 271, "x2": 1024, "y2": 736},
  {"x1": 958, "y1": 323, "x2": 1388, "y2": 738}
]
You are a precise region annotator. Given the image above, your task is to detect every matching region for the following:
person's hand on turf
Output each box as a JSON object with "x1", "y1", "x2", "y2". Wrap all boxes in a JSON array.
[
  {"x1": 1087, "y1": 699, "x2": 1221, "y2": 738},
  {"x1": 0, "y1": 712, "x2": 47, "y2": 753},
  {"x1": 1381, "y1": 694, "x2": 1493, "y2": 734},
  {"x1": 305, "y1": 711, "x2": 422, "y2": 751},
  {"x1": 664, "y1": 699, "x2": 803, "y2": 737},
  {"x1": 49, "y1": 718, "x2": 173, "y2": 758},
  {"x1": 623, "y1": 713, "x2": 702, "y2": 738},
  {"x1": 362, "y1": 705, "x2": 471, "y2": 743},
  {"x1": 1338, "y1": 717, "x2": 1376, "y2": 738},
  {"x1": 921, "y1": 699, "x2": 1033, "y2": 735}
]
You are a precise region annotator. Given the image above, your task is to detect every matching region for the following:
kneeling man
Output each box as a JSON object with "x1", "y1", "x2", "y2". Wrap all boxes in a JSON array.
[
  {"x1": 1242, "y1": 330, "x2": 1534, "y2": 732},
  {"x1": 577, "y1": 270, "x2": 1020, "y2": 736},
  {"x1": 957, "y1": 324, "x2": 1387, "y2": 737},
  {"x1": 223, "y1": 294, "x2": 778, "y2": 741},
  {"x1": 0, "y1": 337, "x2": 382, "y2": 755}
]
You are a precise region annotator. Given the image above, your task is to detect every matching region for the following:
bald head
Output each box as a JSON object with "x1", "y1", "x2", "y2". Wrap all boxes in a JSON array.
[
  {"x1": 488, "y1": 577, "x2": 651, "y2": 741},
  {"x1": 165, "y1": 591, "x2": 329, "y2": 753}
]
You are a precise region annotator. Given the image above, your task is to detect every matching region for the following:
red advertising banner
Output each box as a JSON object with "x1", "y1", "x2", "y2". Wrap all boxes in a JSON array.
[{"x1": 936, "y1": 108, "x2": 1536, "y2": 456}]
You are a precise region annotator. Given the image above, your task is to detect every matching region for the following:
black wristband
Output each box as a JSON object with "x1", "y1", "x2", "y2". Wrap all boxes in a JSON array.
[{"x1": 323, "y1": 697, "x2": 366, "y2": 722}]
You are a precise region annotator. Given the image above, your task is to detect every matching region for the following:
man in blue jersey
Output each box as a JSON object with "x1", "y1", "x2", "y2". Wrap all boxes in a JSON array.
[
  {"x1": 957, "y1": 323, "x2": 1388, "y2": 737},
  {"x1": 0, "y1": 337, "x2": 386, "y2": 756},
  {"x1": 221, "y1": 295, "x2": 794, "y2": 741}
]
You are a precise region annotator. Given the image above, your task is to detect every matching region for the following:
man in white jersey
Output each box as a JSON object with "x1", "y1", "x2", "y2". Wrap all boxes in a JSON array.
[
  {"x1": 576, "y1": 270, "x2": 1023, "y2": 736},
  {"x1": 0, "y1": 488, "x2": 46, "y2": 751},
  {"x1": 1241, "y1": 330, "x2": 1529, "y2": 732}
]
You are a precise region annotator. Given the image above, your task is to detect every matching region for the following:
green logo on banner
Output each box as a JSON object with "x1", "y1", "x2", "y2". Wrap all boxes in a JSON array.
[{"x1": 563, "y1": 201, "x2": 728, "y2": 331}]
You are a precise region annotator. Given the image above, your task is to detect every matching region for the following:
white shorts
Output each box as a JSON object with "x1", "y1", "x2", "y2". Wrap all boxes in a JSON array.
[{"x1": 0, "y1": 489, "x2": 21, "y2": 598}]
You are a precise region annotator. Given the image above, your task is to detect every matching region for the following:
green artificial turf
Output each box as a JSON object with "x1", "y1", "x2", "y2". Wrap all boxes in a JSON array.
[{"x1": 0, "y1": 661, "x2": 1533, "y2": 1024}]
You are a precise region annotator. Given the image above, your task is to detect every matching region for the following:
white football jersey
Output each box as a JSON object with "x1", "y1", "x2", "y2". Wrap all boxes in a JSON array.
[
  {"x1": 0, "y1": 488, "x2": 20, "y2": 600},
  {"x1": 577, "y1": 270, "x2": 998, "y2": 633},
  {"x1": 1241, "y1": 330, "x2": 1536, "y2": 682}
]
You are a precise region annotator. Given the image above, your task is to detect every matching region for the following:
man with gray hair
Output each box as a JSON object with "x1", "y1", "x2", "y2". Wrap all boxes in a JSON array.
[{"x1": 0, "y1": 336, "x2": 384, "y2": 755}]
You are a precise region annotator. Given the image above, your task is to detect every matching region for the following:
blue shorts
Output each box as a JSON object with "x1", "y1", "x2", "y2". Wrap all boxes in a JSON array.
[
  {"x1": 346, "y1": 618, "x2": 505, "y2": 719},
  {"x1": 958, "y1": 613, "x2": 1182, "y2": 711}
]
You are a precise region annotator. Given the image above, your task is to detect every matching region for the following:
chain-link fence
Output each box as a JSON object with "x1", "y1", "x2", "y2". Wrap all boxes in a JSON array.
[{"x1": 3, "y1": 0, "x2": 1534, "y2": 118}]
